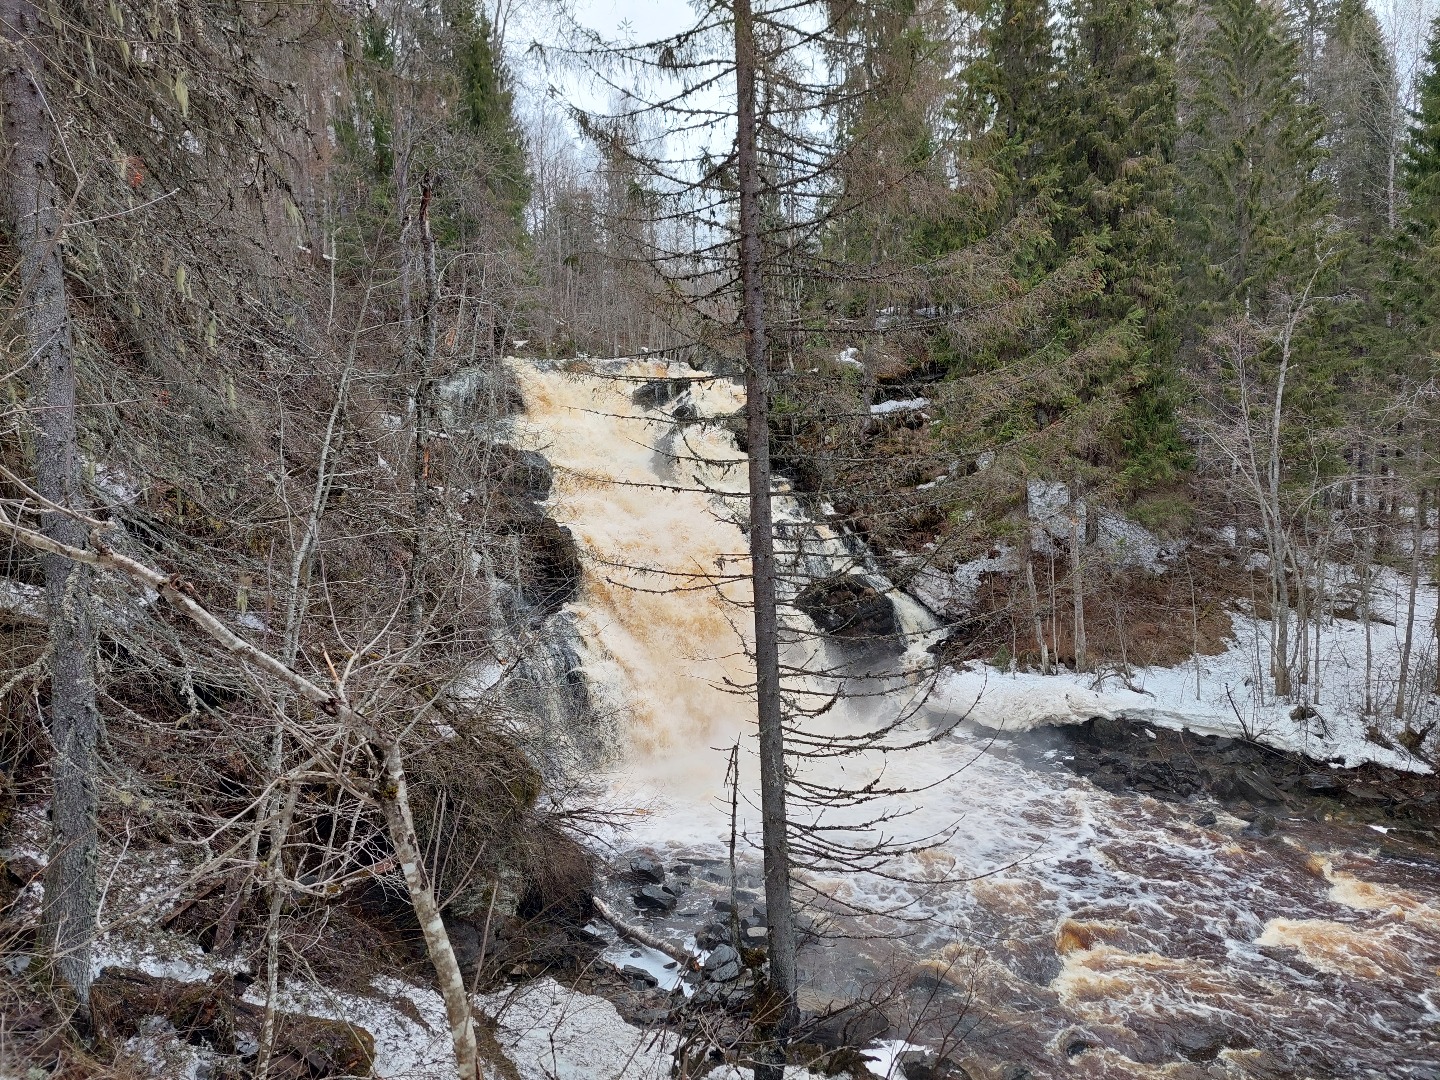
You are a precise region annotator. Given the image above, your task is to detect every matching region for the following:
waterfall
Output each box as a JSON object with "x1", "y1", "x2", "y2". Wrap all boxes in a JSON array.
[{"x1": 506, "y1": 357, "x2": 943, "y2": 820}]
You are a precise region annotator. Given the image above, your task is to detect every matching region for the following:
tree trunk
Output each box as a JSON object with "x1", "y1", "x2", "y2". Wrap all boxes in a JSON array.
[
  {"x1": 1395, "y1": 489, "x2": 1426, "y2": 722},
  {"x1": 2, "y1": 0, "x2": 99, "y2": 1011},
  {"x1": 735, "y1": 1, "x2": 797, "y2": 1073},
  {"x1": 408, "y1": 179, "x2": 438, "y2": 639},
  {"x1": 379, "y1": 743, "x2": 478, "y2": 1080},
  {"x1": 1069, "y1": 510, "x2": 1086, "y2": 673}
]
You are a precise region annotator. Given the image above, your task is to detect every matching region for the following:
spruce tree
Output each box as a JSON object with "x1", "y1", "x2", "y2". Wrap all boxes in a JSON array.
[
  {"x1": 1053, "y1": 0, "x2": 1186, "y2": 486},
  {"x1": 1397, "y1": 16, "x2": 1440, "y2": 352},
  {"x1": 1178, "y1": 0, "x2": 1329, "y2": 319},
  {"x1": 1321, "y1": 0, "x2": 1397, "y2": 242}
]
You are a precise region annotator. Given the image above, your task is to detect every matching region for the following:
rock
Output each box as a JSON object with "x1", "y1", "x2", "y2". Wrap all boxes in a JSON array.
[
  {"x1": 713, "y1": 898, "x2": 735, "y2": 914},
  {"x1": 504, "y1": 516, "x2": 583, "y2": 615},
  {"x1": 1079, "y1": 716, "x2": 1132, "y2": 750},
  {"x1": 1171, "y1": 1024, "x2": 1233, "y2": 1062},
  {"x1": 794, "y1": 574, "x2": 897, "y2": 639},
  {"x1": 1303, "y1": 772, "x2": 1341, "y2": 792},
  {"x1": 805, "y1": 1001, "x2": 890, "y2": 1050},
  {"x1": 703, "y1": 944, "x2": 741, "y2": 983},
  {"x1": 1241, "y1": 812, "x2": 1279, "y2": 837},
  {"x1": 1194, "y1": 811, "x2": 1218, "y2": 827},
  {"x1": 696, "y1": 922, "x2": 731, "y2": 950},
  {"x1": 630, "y1": 857, "x2": 666, "y2": 884},
  {"x1": 632, "y1": 884, "x2": 678, "y2": 912},
  {"x1": 498, "y1": 448, "x2": 553, "y2": 503},
  {"x1": 621, "y1": 964, "x2": 659, "y2": 989},
  {"x1": 744, "y1": 924, "x2": 768, "y2": 943},
  {"x1": 899, "y1": 1050, "x2": 972, "y2": 1080},
  {"x1": 632, "y1": 379, "x2": 689, "y2": 410},
  {"x1": 1229, "y1": 767, "x2": 1287, "y2": 806}
]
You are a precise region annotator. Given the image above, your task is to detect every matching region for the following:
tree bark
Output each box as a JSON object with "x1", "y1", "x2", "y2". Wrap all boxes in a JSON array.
[
  {"x1": 2, "y1": 0, "x2": 99, "y2": 1010},
  {"x1": 1395, "y1": 489, "x2": 1426, "y2": 722},
  {"x1": 408, "y1": 178, "x2": 438, "y2": 639},
  {"x1": 735, "y1": 0, "x2": 797, "y2": 1073}
]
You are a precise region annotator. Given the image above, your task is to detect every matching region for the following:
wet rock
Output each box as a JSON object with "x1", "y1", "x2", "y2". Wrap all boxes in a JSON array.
[
  {"x1": 1194, "y1": 811, "x2": 1217, "y2": 827},
  {"x1": 1079, "y1": 716, "x2": 1132, "y2": 750},
  {"x1": 503, "y1": 448, "x2": 553, "y2": 503},
  {"x1": 504, "y1": 516, "x2": 582, "y2": 615},
  {"x1": 1302, "y1": 771, "x2": 1341, "y2": 792},
  {"x1": 1089, "y1": 767, "x2": 1126, "y2": 793},
  {"x1": 696, "y1": 922, "x2": 732, "y2": 950},
  {"x1": 1171, "y1": 1023, "x2": 1233, "y2": 1062},
  {"x1": 795, "y1": 574, "x2": 897, "y2": 639},
  {"x1": 805, "y1": 1001, "x2": 890, "y2": 1050},
  {"x1": 633, "y1": 378, "x2": 690, "y2": 410},
  {"x1": 744, "y1": 925, "x2": 768, "y2": 943},
  {"x1": 1241, "y1": 811, "x2": 1279, "y2": 838},
  {"x1": 633, "y1": 884, "x2": 678, "y2": 912},
  {"x1": 713, "y1": 898, "x2": 735, "y2": 914},
  {"x1": 899, "y1": 1050, "x2": 972, "y2": 1079},
  {"x1": 629, "y1": 857, "x2": 666, "y2": 884},
  {"x1": 621, "y1": 964, "x2": 659, "y2": 989},
  {"x1": 703, "y1": 944, "x2": 741, "y2": 983},
  {"x1": 1227, "y1": 767, "x2": 1287, "y2": 806}
]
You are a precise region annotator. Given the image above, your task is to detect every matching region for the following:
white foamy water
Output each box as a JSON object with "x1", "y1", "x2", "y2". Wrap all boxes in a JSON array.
[{"x1": 510, "y1": 358, "x2": 1440, "y2": 1079}]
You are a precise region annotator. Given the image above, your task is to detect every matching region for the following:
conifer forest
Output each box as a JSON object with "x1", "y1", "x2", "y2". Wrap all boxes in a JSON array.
[{"x1": 2, "y1": 0, "x2": 1440, "y2": 1077}]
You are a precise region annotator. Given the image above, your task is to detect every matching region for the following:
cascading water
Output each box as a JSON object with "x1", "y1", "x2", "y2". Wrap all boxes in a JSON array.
[{"x1": 507, "y1": 357, "x2": 1440, "y2": 1079}]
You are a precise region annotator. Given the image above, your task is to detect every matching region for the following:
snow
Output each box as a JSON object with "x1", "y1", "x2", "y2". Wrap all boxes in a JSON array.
[
  {"x1": 870, "y1": 398, "x2": 929, "y2": 415},
  {"x1": 454, "y1": 660, "x2": 505, "y2": 704},
  {"x1": 862, "y1": 1039, "x2": 927, "y2": 1078},
  {"x1": 479, "y1": 977, "x2": 678, "y2": 1080},
  {"x1": 237, "y1": 976, "x2": 453, "y2": 1079},
  {"x1": 0, "y1": 577, "x2": 42, "y2": 619},
  {"x1": 837, "y1": 347, "x2": 864, "y2": 369},
  {"x1": 1027, "y1": 479, "x2": 1179, "y2": 572},
  {"x1": 908, "y1": 545, "x2": 1014, "y2": 616},
  {"x1": 933, "y1": 564, "x2": 1437, "y2": 772}
]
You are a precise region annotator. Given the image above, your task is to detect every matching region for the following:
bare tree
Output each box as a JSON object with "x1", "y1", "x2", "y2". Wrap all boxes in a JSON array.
[{"x1": 0, "y1": 0, "x2": 99, "y2": 1012}]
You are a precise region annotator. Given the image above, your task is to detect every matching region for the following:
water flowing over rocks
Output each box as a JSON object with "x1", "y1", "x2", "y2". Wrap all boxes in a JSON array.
[{"x1": 505, "y1": 357, "x2": 1440, "y2": 1080}]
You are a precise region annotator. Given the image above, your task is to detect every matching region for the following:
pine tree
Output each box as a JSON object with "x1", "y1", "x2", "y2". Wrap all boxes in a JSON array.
[{"x1": 450, "y1": 1, "x2": 531, "y2": 225}]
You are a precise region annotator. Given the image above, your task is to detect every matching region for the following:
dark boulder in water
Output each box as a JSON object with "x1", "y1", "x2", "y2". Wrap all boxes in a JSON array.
[{"x1": 795, "y1": 574, "x2": 897, "y2": 639}]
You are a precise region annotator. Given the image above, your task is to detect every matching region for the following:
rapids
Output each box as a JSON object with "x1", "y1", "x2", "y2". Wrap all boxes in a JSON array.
[{"x1": 507, "y1": 357, "x2": 1440, "y2": 1079}]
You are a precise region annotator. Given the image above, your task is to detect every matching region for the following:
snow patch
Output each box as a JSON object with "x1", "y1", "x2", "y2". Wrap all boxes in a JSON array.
[{"x1": 870, "y1": 398, "x2": 929, "y2": 416}]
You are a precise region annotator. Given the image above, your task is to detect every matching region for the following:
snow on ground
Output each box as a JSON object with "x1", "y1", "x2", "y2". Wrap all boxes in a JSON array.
[
  {"x1": 934, "y1": 562, "x2": 1437, "y2": 772},
  {"x1": 1027, "y1": 479, "x2": 1182, "y2": 571},
  {"x1": 870, "y1": 398, "x2": 930, "y2": 416},
  {"x1": 479, "y1": 977, "x2": 679, "y2": 1080},
  {"x1": 908, "y1": 545, "x2": 1015, "y2": 616}
]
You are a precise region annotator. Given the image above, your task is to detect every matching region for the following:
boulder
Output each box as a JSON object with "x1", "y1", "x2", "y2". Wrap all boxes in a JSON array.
[
  {"x1": 633, "y1": 884, "x2": 678, "y2": 912},
  {"x1": 794, "y1": 574, "x2": 896, "y2": 639},
  {"x1": 621, "y1": 964, "x2": 659, "y2": 990},
  {"x1": 804, "y1": 1000, "x2": 890, "y2": 1050},
  {"x1": 629, "y1": 857, "x2": 665, "y2": 884},
  {"x1": 703, "y1": 944, "x2": 741, "y2": 983}
]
